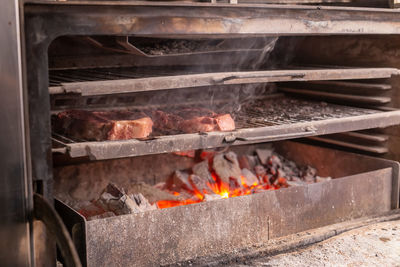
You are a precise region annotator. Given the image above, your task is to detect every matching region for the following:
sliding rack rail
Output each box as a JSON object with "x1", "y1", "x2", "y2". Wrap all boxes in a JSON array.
[{"x1": 48, "y1": 67, "x2": 399, "y2": 96}]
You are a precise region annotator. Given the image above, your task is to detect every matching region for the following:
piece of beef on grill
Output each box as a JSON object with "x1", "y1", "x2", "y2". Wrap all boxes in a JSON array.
[
  {"x1": 53, "y1": 110, "x2": 153, "y2": 141},
  {"x1": 151, "y1": 110, "x2": 183, "y2": 133},
  {"x1": 214, "y1": 114, "x2": 235, "y2": 131},
  {"x1": 151, "y1": 108, "x2": 235, "y2": 134}
]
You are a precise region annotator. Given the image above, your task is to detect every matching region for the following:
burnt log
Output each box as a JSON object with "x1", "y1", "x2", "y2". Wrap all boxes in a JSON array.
[
  {"x1": 256, "y1": 148, "x2": 273, "y2": 165},
  {"x1": 213, "y1": 151, "x2": 242, "y2": 186},
  {"x1": 96, "y1": 183, "x2": 155, "y2": 215},
  {"x1": 238, "y1": 155, "x2": 258, "y2": 170},
  {"x1": 127, "y1": 182, "x2": 184, "y2": 204},
  {"x1": 241, "y1": 168, "x2": 259, "y2": 186},
  {"x1": 192, "y1": 160, "x2": 215, "y2": 185},
  {"x1": 189, "y1": 174, "x2": 215, "y2": 195},
  {"x1": 254, "y1": 165, "x2": 266, "y2": 179},
  {"x1": 129, "y1": 193, "x2": 157, "y2": 212},
  {"x1": 169, "y1": 170, "x2": 194, "y2": 192}
]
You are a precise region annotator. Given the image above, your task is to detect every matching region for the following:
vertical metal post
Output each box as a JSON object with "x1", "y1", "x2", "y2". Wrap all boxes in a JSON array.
[{"x1": 0, "y1": 0, "x2": 32, "y2": 266}]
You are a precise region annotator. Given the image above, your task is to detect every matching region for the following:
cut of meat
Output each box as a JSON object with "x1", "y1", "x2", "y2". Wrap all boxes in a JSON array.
[
  {"x1": 179, "y1": 116, "x2": 217, "y2": 133},
  {"x1": 150, "y1": 108, "x2": 235, "y2": 134},
  {"x1": 53, "y1": 108, "x2": 234, "y2": 141},
  {"x1": 151, "y1": 110, "x2": 182, "y2": 133},
  {"x1": 53, "y1": 110, "x2": 153, "y2": 141},
  {"x1": 107, "y1": 117, "x2": 153, "y2": 140},
  {"x1": 214, "y1": 114, "x2": 235, "y2": 131}
]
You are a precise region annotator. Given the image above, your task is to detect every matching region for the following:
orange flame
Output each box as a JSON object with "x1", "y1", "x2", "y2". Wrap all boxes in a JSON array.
[{"x1": 156, "y1": 167, "x2": 289, "y2": 209}]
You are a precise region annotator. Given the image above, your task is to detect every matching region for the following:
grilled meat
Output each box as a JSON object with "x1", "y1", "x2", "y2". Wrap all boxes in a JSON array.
[{"x1": 53, "y1": 110, "x2": 153, "y2": 141}]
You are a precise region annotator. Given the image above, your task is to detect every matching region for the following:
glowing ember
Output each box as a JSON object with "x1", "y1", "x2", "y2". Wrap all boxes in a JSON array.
[
  {"x1": 153, "y1": 148, "x2": 330, "y2": 210},
  {"x1": 220, "y1": 191, "x2": 229, "y2": 199}
]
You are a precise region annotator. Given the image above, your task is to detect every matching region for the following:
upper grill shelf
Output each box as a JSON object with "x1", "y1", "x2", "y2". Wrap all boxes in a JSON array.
[
  {"x1": 51, "y1": 95, "x2": 400, "y2": 160},
  {"x1": 49, "y1": 67, "x2": 399, "y2": 96}
]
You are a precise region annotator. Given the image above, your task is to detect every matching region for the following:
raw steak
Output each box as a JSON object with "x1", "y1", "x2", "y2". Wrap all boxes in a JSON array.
[{"x1": 53, "y1": 110, "x2": 153, "y2": 141}]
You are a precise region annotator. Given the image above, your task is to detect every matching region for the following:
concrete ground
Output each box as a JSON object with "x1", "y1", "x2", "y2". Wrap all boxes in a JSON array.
[{"x1": 234, "y1": 220, "x2": 400, "y2": 267}]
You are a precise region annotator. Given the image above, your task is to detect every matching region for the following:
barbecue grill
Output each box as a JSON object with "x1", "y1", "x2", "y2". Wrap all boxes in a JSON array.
[{"x1": 3, "y1": 1, "x2": 400, "y2": 266}]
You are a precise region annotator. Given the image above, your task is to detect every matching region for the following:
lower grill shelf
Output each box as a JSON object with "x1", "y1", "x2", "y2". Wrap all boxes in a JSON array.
[{"x1": 51, "y1": 96, "x2": 400, "y2": 160}]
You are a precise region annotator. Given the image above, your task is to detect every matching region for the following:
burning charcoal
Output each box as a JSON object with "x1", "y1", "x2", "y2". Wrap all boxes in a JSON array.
[
  {"x1": 256, "y1": 148, "x2": 273, "y2": 165},
  {"x1": 300, "y1": 166, "x2": 317, "y2": 183},
  {"x1": 254, "y1": 165, "x2": 266, "y2": 178},
  {"x1": 277, "y1": 177, "x2": 289, "y2": 188},
  {"x1": 87, "y1": 211, "x2": 115, "y2": 221},
  {"x1": 96, "y1": 183, "x2": 155, "y2": 215},
  {"x1": 213, "y1": 151, "x2": 242, "y2": 186},
  {"x1": 277, "y1": 169, "x2": 286, "y2": 179},
  {"x1": 170, "y1": 170, "x2": 194, "y2": 192},
  {"x1": 189, "y1": 174, "x2": 215, "y2": 195},
  {"x1": 77, "y1": 201, "x2": 108, "y2": 219},
  {"x1": 268, "y1": 155, "x2": 282, "y2": 169},
  {"x1": 291, "y1": 176, "x2": 303, "y2": 182},
  {"x1": 200, "y1": 150, "x2": 216, "y2": 161},
  {"x1": 127, "y1": 182, "x2": 184, "y2": 204},
  {"x1": 97, "y1": 191, "x2": 140, "y2": 215},
  {"x1": 192, "y1": 160, "x2": 215, "y2": 185},
  {"x1": 241, "y1": 168, "x2": 259, "y2": 187},
  {"x1": 173, "y1": 150, "x2": 195, "y2": 158},
  {"x1": 261, "y1": 175, "x2": 271, "y2": 185},
  {"x1": 104, "y1": 183, "x2": 125, "y2": 198},
  {"x1": 238, "y1": 155, "x2": 258, "y2": 170},
  {"x1": 315, "y1": 176, "x2": 332, "y2": 183},
  {"x1": 153, "y1": 182, "x2": 167, "y2": 190},
  {"x1": 129, "y1": 193, "x2": 157, "y2": 212},
  {"x1": 281, "y1": 159, "x2": 299, "y2": 177},
  {"x1": 251, "y1": 187, "x2": 268, "y2": 194},
  {"x1": 203, "y1": 194, "x2": 223, "y2": 202}
]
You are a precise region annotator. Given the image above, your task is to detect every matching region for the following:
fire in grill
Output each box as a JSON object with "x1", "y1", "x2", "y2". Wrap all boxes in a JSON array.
[
  {"x1": 16, "y1": 2, "x2": 400, "y2": 267},
  {"x1": 59, "y1": 145, "x2": 332, "y2": 220}
]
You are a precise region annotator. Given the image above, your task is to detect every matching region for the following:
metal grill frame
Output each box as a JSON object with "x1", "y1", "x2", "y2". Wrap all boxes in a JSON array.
[
  {"x1": 51, "y1": 96, "x2": 400, "y2": 160},
  {"x1": 24, "y1": 1, "x2": 400, "y2": 183}
]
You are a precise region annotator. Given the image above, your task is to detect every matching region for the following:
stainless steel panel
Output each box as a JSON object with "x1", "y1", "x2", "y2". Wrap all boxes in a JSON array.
[
  {"x1": 72, "y1": 170, "x2": 393, "y2": 266},
  {"x1": 0, "y1": 0, "x2": 32, "y2": 266}
]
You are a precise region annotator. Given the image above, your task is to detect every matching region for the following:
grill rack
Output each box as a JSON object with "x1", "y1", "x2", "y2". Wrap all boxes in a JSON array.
[
  {"x1": 48, "y1": 66, "x2": 399, "y2": 96},
  {"x1": 51, "y1": 95, "x2": 400, "y2": 160}
]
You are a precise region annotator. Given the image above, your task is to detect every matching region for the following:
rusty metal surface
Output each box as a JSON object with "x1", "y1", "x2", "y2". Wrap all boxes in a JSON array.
[
  {"x1": 82, "y1": 168, "x2": 392, "y2": 266},
  {"x1": 48, "y1": 68, "x2": 399, "y2": 96},
  {"x1": 280, "y1": 87, "x2": 391, "y2": 105},
  {"x1": 274, "y1": 141, "x2": 400, "y2": 208},
  {"x1": 24, "y1": 3, "x2": 400, "y2": 39},
  {"x1": 307, "y1": 136, "x2": 388, "y2": 154},
  {"x1": 55, "y1": 142, "x2": 399, "y2": 266}
]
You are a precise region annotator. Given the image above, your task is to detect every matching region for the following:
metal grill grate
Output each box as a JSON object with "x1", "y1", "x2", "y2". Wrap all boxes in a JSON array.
[
  {"x1": 50, "y1": 95, "x2": 400, "y2": 161},
  {"x1": 52, "y1": 96, "x2": 380, "y2": 143},
  {"x1": 49, "y1": 67, "x2": 211, "y2": 86},
  {"x1": 235, "y1": 97, "x2": 379, "y2": 128}
]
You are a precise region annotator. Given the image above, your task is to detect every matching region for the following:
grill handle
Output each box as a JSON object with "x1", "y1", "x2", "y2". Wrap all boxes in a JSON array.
[
  {"x1": 215, "y1": 73, "x2": 305, "y2": 84},
  {"x1": 224, "y1": 129, "x2": 316, "y2": 143},
  {"x1": 34, "y1": 193, "x2": 82, "y2": 267}
]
